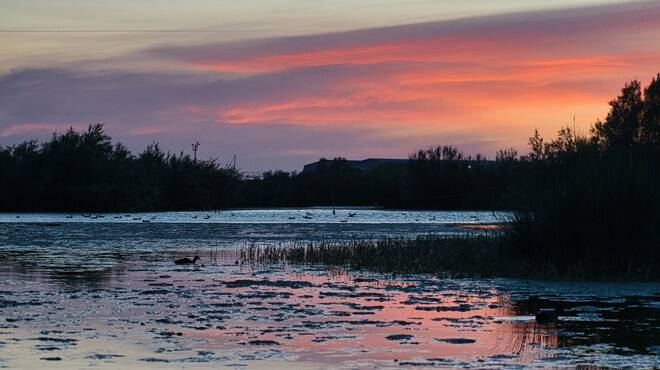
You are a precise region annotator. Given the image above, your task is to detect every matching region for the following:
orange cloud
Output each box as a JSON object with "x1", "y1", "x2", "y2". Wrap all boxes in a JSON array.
[
  {"x1": 202, "y1": 58, "x2": 630, "y2": 129},
  {"x1": 157, "y1": 2, "x2": 660, "y2": 155}
]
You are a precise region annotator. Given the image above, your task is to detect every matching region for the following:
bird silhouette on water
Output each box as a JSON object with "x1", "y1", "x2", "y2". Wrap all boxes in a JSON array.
[
  {"x1": 535, "y1": 307, "x2": 561, "y2": 324},
  {"x1": 175, "y1": 256, "x2": 200, "y2": 265}
]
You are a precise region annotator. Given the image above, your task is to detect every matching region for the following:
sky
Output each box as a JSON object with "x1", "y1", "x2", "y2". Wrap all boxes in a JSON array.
[{"x1": 1, "y1": 1, "x2": 659, "y2": 171}]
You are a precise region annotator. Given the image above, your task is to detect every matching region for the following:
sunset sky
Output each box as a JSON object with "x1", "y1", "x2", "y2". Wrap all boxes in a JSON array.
[{"x1": 1, "y1": 1, "x2": 659, "y2": 171}]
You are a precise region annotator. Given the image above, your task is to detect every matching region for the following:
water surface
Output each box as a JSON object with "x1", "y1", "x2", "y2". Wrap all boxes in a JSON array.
[
  {"x1": 0, "y1": 210, "x2": 657, "y2": 369},
  {"x1": 0, "y1": 209, "x2": 503, "y2": 224}
]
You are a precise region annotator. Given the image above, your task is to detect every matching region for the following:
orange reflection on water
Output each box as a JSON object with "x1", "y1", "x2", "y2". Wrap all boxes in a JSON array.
[{"x1": 183, "y1": 266, "x2": 562, "y2": 366}]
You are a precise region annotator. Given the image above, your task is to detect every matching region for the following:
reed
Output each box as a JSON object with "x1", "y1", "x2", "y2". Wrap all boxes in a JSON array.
[{"x1": 239, "y1": 235, "x2": 527, "y2": 277}]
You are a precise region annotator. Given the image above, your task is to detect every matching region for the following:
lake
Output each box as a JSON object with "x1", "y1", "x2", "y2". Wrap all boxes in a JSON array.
[
  {"x1": 0, "y1": 209, "x2": 657, "y2": 369},
  {"x1": 0, "y1": 209, "x2": 503, "y2": 225}
]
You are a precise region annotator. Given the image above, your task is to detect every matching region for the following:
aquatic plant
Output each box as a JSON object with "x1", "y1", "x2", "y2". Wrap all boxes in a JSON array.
[{"x1": 240, "y1": 235, "x2": 526, "y2": 277}]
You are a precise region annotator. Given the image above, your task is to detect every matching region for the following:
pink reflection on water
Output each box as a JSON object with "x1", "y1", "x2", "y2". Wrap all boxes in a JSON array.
[
  {"x1": 177, "y1": 264, "x2": 561, "y2": 366},
  {"x1": 0, "y1": 251, "x2": 587, "y2": 368}
]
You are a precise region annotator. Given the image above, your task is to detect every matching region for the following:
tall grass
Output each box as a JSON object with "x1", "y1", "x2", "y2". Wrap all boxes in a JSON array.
[{"x1": 240, "y1": 235, "x2": 531, "y2": 277}]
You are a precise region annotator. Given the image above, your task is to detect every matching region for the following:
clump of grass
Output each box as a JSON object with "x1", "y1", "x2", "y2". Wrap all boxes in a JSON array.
[{"x1": 240, "y1": 235, "x2": 526, "y2": 277}]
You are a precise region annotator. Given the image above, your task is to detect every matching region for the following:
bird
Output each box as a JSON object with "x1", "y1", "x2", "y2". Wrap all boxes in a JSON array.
[
  {"x1": 535, "y1": 308, "x2": 560, "y2": 324},
  {"x1": 174, "y1": 256, "x2": 200, "y2": 265}
]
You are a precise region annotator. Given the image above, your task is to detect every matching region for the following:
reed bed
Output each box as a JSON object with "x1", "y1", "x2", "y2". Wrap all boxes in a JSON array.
[{"x1": 239, "y1": 235, "x2": 525, "y2": 277}]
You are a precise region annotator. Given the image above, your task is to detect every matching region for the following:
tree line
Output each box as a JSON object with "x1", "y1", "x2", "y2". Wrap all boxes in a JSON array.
[
  {"x1": 0, "y1": 133, "x2": 522, "y2": 212},
  {"x1": 0, "y1": 125, "x2": 242, "y2": 211}
]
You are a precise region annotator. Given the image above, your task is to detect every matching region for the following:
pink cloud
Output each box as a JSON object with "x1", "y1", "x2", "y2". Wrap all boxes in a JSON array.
[
  {"x1": 141, "y1": 1, "x2": 660, "y2": 144},
  {"x1": 0, "y1": 123, "x2": 85, "y2": 138},
  {"x1": 151, "y1": 1, "x2": 660, "y2": 74}
]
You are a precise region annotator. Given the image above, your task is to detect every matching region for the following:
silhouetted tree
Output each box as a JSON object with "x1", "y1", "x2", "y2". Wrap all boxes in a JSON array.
[
  {"x1": 592, "y1": 80, "x2": 643, "y2": 149},
  {"x1": 526, "y1": 129, "x2": 545, "y2": 161},
  {"x1": 641, "y1": 73, "x2": 660, "y2": 145},
  {"x1": 496, "y1": 148, "x2": 518, "y2": 162}
]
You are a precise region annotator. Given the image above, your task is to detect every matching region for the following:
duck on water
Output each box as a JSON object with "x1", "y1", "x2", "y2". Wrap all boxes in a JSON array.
[
  {"x1": 535, "y1": 308, "x2": 562, "y2": 324},
  {"x1": 175, "y1": 256, "x2": 200, "y2": 265}
]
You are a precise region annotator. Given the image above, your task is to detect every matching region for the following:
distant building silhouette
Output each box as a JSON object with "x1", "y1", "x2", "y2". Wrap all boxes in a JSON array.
[
  {"x1": 302, "y1": 158, "x2": 409, "y2": 173},
  {"x1": 302, "y1": 158, "x2": 495, "y2": 173}
]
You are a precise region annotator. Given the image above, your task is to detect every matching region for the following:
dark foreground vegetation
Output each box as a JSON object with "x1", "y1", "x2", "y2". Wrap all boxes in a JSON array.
[
  {"x1": 1, "y1": 75, "x2": 659, "y2": 280},
  {"x1": 241, "y1": 236, "x2": 514, "y2": 278},
  {"x1": 240, "y1": 234, "x2": 657, "y2": 280},
  {"x1": 504, "y1": 75, "x2": 660, "y2": 280}
]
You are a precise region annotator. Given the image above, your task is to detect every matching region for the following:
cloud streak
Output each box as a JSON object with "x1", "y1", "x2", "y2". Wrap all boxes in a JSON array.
[{"x1": 149, "y1": 1, "x2": 660, "y2": 72}]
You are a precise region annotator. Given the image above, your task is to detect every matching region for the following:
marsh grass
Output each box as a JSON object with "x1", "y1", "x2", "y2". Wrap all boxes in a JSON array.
[
  {"x1": 241, "y1": 226, "x2": 658, "y2": 280},
  {"x1": 240, "y1": 235, "x2": 529, "y2": 277}
]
